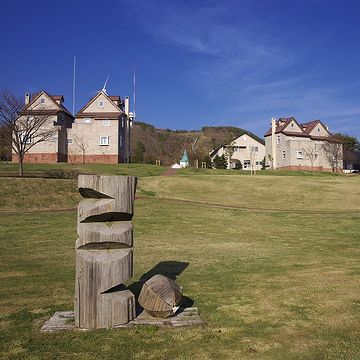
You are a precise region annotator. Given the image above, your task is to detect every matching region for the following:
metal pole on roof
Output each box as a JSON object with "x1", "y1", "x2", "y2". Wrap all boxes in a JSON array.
[
  {"x1": 133, "y1": 66, "x2": 136, "y2": 120},
  {"x1": 72, "y1": 56, "x2": 76, "y2": 116}
]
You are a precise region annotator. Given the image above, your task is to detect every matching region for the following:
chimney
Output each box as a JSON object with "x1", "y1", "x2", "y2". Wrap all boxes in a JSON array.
[
  {"x1": 124, "y1": 96, "x2": 130, "y2": 116},
  {"x1": 271, "y1": 117, "x2": 277, "y2": 169},
  {"x1": 25, "y1": 93, "x2": 30, "y2": 105}
]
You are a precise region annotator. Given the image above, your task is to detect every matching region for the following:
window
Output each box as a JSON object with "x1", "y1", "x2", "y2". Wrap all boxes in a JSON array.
[
  {"x1": 67, "y1": 138, "x2": 73, "y2": 144},
  {"x1": 103, "y1": 119, "x2": 110, "y2": 126},
  {"x1": 291, "y1": 122, "x2": 294, "y2": 127},
  {"x1": 296, "y1": 150, "x2": 303, "y2": 159},
  {"x1": 119, "y1": 135, "x2": 123, "y2": 147},
  {"x1": 100, "y1": 136, "x2": 109, "y2": 145},
  {"x1": 277, "y1": 135, "x2": 280, "y2": 144},
  {"x1": 20, "y1": 133, "x2": 31, "y2": 144},
  {"x1": 243, "y1": 160, "x2": 250, "y2": 169},
  {"x1": 282, "y1": 150, "x2": 286, "y2": 159},
  {"x1": 40, "y1": 98, "x2": 45, "y2": 104},
  {"x1": 317, "y1": 128, "x2": 320, "y2": 132},
  {"x1": 98, "y1": 100, "x2": 104, "y2": 108},
  {"x1": 83, "y1": 118, "x2": 91, "y2": 124}
]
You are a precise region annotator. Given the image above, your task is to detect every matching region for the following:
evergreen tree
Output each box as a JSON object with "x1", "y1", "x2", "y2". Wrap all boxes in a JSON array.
[
  {"x1": 213, "y1": 154, "x2": 228, "y2": 169},
  {"x1": 132, "y1": 141, "x2": 145, "y2": 163}
]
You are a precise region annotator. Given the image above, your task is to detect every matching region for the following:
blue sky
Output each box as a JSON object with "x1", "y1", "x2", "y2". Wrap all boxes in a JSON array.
[{"x1": 1, "y1": 0, "x2": 360, "y2": 139}]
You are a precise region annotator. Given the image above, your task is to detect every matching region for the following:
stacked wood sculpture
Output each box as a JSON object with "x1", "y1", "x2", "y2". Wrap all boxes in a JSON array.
[
  {"x1": 74, "y1": 175, "x2": 137, "y2": 329},
  {"x1": 138, "y1": 274, "x2": 182, "y2": 318}
]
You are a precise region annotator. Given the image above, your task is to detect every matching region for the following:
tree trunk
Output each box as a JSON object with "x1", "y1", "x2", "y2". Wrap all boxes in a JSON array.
[{"x1": 18, "y1": 155, "x2": 24, "y2": 177}]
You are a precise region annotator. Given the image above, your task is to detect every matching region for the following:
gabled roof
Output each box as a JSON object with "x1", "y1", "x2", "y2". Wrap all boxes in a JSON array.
[
  {"x1": 302, "y1": 119, "x2": 331, "y2": 136},
  {"x1": 264, "y1": 117, "x2": 301, "y2": 136},
  {"x1": 21, "y1": 90, "x2": 74, "y2": 118},
  {"x1": 209, "y1": 132, "x2": 264, "y2": 157},
  {"x1": 264, "y1": 117, "x2": 334, "y2": 138},
  {"x1": 75, "y1": 91, "x2": 123, "y2": 118}
]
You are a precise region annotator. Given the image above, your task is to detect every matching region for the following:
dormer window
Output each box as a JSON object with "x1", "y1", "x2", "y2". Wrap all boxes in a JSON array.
[
  {"x1": 40, "y1": 98, "x2": 45, "y2": 104},
  {"x1": 98, "y1": 100, "x2": 104, "y2": 108}
]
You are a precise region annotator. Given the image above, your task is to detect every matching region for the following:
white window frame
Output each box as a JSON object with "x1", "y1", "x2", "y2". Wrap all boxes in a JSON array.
[
  {"x1": 20, "y1": 133, "x2": 31, "y2": 144},
  {"x1": 83, "y1": 118, "x2": 91, "y2": 124},
  {"x1": 98, "y1": 100, "x2": 105, "y2": 108},
  {"x1": 296, "y1": 150, "x2": 303, "y2": 159},
  {"x1": 99, "y1": 136, "x2": 109, "y2": 146},
  {"x1": 40, "y1": 98, "x2": 45, "y2": 104},
  {"x1": 103, "y1": 119, "x2": 110, "y2": 126}
]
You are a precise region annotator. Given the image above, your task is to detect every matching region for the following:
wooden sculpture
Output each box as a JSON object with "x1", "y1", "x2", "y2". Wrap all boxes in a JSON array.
[
  {"x1": 74, "y1": 175, "x2": 137, "y2": 329},
  {"x1": 138, "y1": 274, "x2": 182, "y2": 318}
]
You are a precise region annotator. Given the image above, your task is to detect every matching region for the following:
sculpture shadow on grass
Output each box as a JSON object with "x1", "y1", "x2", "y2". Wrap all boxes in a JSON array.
[{"x1": 127, "y1": 260, "x2": 194, "y2": 315}]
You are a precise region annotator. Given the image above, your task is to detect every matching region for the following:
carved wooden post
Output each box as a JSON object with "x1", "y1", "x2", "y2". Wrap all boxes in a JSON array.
[{"x1": 74, "y1": 175, "x2": 137, "y2": 329}]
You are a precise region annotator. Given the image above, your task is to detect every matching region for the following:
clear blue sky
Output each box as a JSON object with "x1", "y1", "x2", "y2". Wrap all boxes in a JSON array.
[{"x1": 1, "y1": 0, "x2": 360, "y2": 139}]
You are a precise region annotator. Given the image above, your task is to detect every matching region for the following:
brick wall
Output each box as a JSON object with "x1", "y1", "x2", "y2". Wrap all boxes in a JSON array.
[
  {"x1": 67, "y1": 154, "x2": 120, "y2": 164},
  {"x1": 281, "y1": 165, "x2": 341, "y2": 172},
  {"x1": 12, "y1": 153, "x2": 58, "y2": 163}
]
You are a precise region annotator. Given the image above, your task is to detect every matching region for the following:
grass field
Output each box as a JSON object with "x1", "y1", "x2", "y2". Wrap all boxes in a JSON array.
[
  {"x1": 0, "y1": 171, "x2": 360, "y2": 359},
  {"x1": 0, "y1": 162, "x2": 166, "y2": 178}
]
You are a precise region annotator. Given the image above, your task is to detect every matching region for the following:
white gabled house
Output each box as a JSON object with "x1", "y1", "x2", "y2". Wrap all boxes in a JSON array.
[{"x1": 210, "y1": 133, "x2": 265, "y2": 170}]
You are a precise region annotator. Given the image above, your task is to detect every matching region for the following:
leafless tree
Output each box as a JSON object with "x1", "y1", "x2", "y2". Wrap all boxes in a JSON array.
[
  {"x1": 267, "y1": 154, "x2": 274, "y2": 169},
  {"x1": 322, "y1": 140, "x2": 343, "y2": 173},
  {"x1": 72, "y1": 134, "x2": 89, "y2": 165},
  {"x1": 301, "y1": 146, "x2": 318, "y2": 171},
  {"x1": 0, "y1": 89, "x2": 56, "y2": 176},
  {"x1": 224, "y1": 141, "x2": 235, "y2": 169},
  {"x1": 250, "y1": 146, "x2": 257, "y2": 175}
]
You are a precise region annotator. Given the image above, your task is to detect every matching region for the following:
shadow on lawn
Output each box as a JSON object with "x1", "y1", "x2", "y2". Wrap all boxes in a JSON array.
[{"x1": 128, "y1": 260, "x2": 194, "y2": 314}]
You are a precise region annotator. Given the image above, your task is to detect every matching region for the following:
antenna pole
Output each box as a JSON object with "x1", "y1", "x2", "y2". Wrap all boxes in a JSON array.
[
  {"x1": 133, "y1": 66, "x2": 136, "y2": 120},
  {"x1": 72, "y1": 56, "x2": 76, "y2": 116}
]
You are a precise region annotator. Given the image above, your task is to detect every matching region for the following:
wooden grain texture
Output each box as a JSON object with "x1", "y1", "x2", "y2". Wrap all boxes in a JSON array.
[
  {"x1": 74, "y1": 175, "x2": 137, "y2": 329},
  {"x1": 76, "y1": 221, "x2": 133, "y2": 248},
  {"x1": 138, "y1": 274, "x2": 182, "y2": 318}
]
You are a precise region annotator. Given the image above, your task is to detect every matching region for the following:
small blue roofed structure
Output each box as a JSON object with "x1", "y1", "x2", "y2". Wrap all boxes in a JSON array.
[{"x1": 179, "y1": 150, "x2": 189, "y2": 168}]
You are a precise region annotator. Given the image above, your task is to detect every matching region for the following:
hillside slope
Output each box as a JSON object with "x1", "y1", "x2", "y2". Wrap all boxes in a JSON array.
[{"x1": 130, "y1": 121, "x2": 264, "y2": 166}]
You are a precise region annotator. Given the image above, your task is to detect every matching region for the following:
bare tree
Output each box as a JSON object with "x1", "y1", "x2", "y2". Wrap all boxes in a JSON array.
[
  {"x1": 224, "y1": 141, "x2": 235, "y2": 169},
  {"x1": 72, "y1": 134, "x2": 89, "y2": 165},
  {"x1": 322, "y1": 140, "x2": 343, "y2": 173},
  {"x1": 0, "y1": 89, "x2": 56, "y2": 176},
  {"x1": 267, "y1": 154, "x2": 274, "y2": 169},
  {"x1": 250, "y1": 146, "x2": 257, "y2": 175},
  {"x1": 301, "y1": 146, "x2": 317, "y2": 171}
]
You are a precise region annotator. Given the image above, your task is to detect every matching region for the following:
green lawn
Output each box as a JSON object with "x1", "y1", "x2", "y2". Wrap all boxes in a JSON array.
[
  {"x1": 0, "y1": 162, "x2": 166, "y2": 178},
  {"x1": 0, "y1": 173, "x2": 360, "y2": 359}
]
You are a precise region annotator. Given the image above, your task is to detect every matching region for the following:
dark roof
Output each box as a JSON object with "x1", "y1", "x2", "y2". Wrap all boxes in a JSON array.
[
  {"x1": 21, "y1": 91, "x2": 74, "y2": 119},
  {"x1": 75, "y1": 91, "x2": 122, "y2": 117},
  {"x1": 301, "y1": 120, "x2": 320, "y2": 134},
  {"x1": 264, "y1": 117, "x2": 295, "y2": 136},
  {"x1": 264, "y1": 117, "x2": 333, "y2": 139}
]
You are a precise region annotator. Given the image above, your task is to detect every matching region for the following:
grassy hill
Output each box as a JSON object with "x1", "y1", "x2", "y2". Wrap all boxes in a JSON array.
[
  {"x1": 1, "y1": 173, "x2": 360, "y2": 359},
  {"x1": 130, "y1": 121, "x2": 264, "y2": 166}
]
